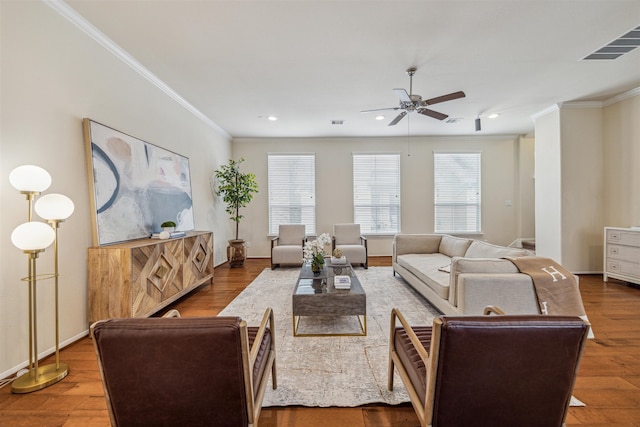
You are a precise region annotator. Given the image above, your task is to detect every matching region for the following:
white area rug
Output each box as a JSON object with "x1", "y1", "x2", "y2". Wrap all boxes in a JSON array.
[
  {"x1": 219, "y1": 266, "x2": 439, "y2": 407},
  {"x1": 219, "y1": 266, "x2": 585, "y2": 408}
]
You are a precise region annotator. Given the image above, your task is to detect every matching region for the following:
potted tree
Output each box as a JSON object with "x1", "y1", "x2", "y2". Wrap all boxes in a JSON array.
[{"x1": 213, "y1": 158, "x2": 259, "y2": 267}]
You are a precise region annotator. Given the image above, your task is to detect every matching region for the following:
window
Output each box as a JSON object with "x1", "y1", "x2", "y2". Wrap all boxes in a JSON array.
[
  {"x1": 353, "y1": 153, "x2": 400, "y2": 234},
  {"x1": 268, "y1": 154, "x2": 316, "y2": 235},
  {"x1": 434, "y1": 152, "x2": 481, "y2": 233}
]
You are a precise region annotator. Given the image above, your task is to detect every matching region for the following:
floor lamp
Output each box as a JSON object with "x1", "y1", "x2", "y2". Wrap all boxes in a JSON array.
[
  {"x1": 35, "y1": 193, "x2": 75, "y2": 382},
  {"x1": 9, "y1": 165, "x2": 74, "y2": 393}
]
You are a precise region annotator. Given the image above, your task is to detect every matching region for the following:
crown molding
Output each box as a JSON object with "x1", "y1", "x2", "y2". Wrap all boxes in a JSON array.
[
  {"x1": 559, "y1": 101, "x2": 603, "y2": 109},
  {"x1": 43, "y1": 0, "x2": 231, "y2": 139},
  {"x1": 531, "y1": 104, "x2": 560, "y2": 121},
  {"x1": 533, "y1": 86, "x2": 640, "y2": 120},
  {"x1": 603, "y1": 87, "x2": 640, "y2": 106}
]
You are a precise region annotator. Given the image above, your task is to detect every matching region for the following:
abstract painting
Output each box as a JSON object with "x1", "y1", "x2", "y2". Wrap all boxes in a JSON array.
[{"x1": 83, "y1": 119, "x2": 194, "y2": 246}]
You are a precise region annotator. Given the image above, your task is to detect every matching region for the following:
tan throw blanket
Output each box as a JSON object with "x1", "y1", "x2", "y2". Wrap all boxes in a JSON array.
[{"x1": 505, "y1": 256, "x2": 587, "y2": 317}]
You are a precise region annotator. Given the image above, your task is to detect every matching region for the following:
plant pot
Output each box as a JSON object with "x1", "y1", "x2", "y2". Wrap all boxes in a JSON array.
[
  {"x1": 227, "y1": 239, "x2": 246, "y2": 268},
  {"x1": 311, "y1": 256, "x2": 324, "y2": 275}
]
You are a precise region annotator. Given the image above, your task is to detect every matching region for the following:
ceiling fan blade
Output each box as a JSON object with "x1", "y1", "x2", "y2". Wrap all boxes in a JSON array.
[
  {"x1": 388, "y1": 111, "x2": 407, "y2": 126},
  {"x1": 361, "y1": 107, "x2": 400, "y2": 113},
  {"x1": 423, "y1": 91, "x2": 466, "y2": 106},
  {"x1": 418, "y1": 108, "x2": 448, "y2": 121},
  {"x1": 393, "y1": 88, "x2": 412, "y2": 103}
]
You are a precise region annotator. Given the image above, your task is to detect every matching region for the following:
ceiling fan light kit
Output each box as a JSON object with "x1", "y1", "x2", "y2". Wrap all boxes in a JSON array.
[{"x1": 361, "y1": 67, "x2": 466, "y2": 126}]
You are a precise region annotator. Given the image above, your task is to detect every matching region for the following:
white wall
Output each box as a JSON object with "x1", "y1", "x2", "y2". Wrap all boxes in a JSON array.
[
  {"x1": 1, "y1": 1, "x2": 232, "y2": 378},
  {"x1": 232, "y1": 135, "x2": 535, "y2": 258},
  {"x1": 517, "y1": 136, "x2": 536, "y2": 238},
  {"x1": 534, "y1": 108, "x2": 563, "y2": 263},
  {"x1": 603, "y1": 92, "x2": 640, "y2": 228},
  {"x1": 560, "y1": 105, "x2": 604, "y2": 272},
  {"x1": 533, "y1": 91, "x2": 639, "y2": 272}
]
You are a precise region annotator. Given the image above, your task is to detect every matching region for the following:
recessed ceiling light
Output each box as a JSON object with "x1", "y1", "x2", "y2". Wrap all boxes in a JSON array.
[
  {"x1": 267, "y1": 116, "x2": 278, "y2": 121},
  {"x1": 375, "y1": 115, "x2": 385, "y2": 121},
  {"x1": 488, "y1": 113, "x2": 500, "y2": 119}
]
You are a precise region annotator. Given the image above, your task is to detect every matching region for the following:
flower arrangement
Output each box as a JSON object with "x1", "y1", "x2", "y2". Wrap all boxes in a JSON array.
[{"x1": 304, "y1": 232, "x2": 331, "y2": 272}]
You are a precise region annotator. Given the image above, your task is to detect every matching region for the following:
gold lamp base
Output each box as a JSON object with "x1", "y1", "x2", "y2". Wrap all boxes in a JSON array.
[{"x1": 11, "y1": 363, "x2": 68, "y2": 394}]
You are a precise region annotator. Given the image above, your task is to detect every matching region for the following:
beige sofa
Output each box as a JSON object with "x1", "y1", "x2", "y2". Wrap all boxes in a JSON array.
[{"x1": 392, "y1": 234, "x2": 540, "y2": 315}]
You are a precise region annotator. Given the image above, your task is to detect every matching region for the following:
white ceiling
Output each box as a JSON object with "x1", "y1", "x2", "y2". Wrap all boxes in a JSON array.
[{"x1": 63, "y1": 0, "x2": 640, "y2": 138}]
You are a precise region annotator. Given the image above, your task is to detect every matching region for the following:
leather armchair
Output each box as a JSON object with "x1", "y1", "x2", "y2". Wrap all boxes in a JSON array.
[
  {"x1": 388, "y1": 308, "x2": 589, "y2": 427},
  {"x1": 271, "y1": 224, "x2": 306, "y2": 269},
  {"x1": 91, "y1": 308, "x2": 277, "y2": 427},
  {"x1": 332, "y1": 223, "x2": 368, "y2": 268}
]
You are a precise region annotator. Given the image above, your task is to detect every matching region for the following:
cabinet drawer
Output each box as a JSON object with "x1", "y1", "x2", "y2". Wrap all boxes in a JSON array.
[
  {"x1": 606, "y1": 259, "x2": 640, "y2": 278},
  {"x1": 606, "y1": 244, "x2": 640, "y2": 263},
  {"x1": 607, "y1": 229, "x2": 640, "y2": 247}
]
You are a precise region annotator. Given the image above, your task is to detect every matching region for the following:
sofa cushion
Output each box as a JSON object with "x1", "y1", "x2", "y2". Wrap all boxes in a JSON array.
[
  {"x1": 271, "y1": 245, "x2": 303, "y2": 265},
  {"x1": 397, "y1": 253, "x2": 452, "y2": 299},
  {"x1": 464, "y1": 240, "x2": 530, "y2": 258},
  {"x1": 448, "y1": 257, "x2": 521, "y2": 306},
  {"x1": 438, "y1": 235, "x2": 472, "y2": 258},
  {"x1": 394, "y1": 234, "x2": 442, "y2": 255}
]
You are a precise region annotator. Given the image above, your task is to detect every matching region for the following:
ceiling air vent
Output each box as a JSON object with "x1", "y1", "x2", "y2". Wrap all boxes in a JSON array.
[
  {"x1": 331, "y1": 120, "x2": 344, "y2": 125},
  {"x1": 445, "y1": 118, "x2": 463, "y2": 124},
  {"x1": 583, "y1": 25, "x2": 640, "y2": 60}
]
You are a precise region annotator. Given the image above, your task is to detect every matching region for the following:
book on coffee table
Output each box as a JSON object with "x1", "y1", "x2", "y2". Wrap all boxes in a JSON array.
[{"x1": 334, "y1": 275, "x2": 351, "y2": 289}]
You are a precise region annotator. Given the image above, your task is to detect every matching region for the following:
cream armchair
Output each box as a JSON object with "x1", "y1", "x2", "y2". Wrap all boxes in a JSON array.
[
  {"x1": 332, "y1": 223, "x2": 368, "y2": 269},
  {"x1": 271, "y1": 224, "x2": 306, "y2": 269}
]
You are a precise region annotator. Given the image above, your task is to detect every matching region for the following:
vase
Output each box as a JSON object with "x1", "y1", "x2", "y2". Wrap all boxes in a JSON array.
[
  {"x1": 311, "y1": 258, "x2": 324, "y2": 275},
  {"x1": 227, "y1": 239, "x2": 246, "y2": 268}
]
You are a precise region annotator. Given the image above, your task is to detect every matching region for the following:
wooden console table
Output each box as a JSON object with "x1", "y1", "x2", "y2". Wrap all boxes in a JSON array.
[{"x1": 87, "y1": 231, "x2": 213, "y2": 325}]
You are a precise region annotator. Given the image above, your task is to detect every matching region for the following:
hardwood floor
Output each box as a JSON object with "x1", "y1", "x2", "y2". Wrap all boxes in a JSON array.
[{"x1": 1, "y1": 257, "x2": 639, "y2": 426}]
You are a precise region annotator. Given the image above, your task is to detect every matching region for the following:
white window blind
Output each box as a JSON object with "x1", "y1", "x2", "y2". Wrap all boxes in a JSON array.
[
  {"x1": 434, "y1": 152, "x2": 481, "y2": 233},
  {"x1": 353, "y1": 153, "x2": 400, "y2": 234},
  {"x1": 268, "y1": 154, "x2": 316, "y2": 235}
]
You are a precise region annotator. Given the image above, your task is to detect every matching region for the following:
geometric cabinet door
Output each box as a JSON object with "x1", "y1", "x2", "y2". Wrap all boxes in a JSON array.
[
  {"x1": 131, "y1": 239, "x2": 183, "y2": 318},
  {"x1": 184, "y1": 232, "x2": 214, "y2": 288}
]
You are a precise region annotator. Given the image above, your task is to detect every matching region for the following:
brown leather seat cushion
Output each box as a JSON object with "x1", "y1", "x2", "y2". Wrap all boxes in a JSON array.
[{"x1": 393, "y1": 326, "x2": 432, "y2": 404}]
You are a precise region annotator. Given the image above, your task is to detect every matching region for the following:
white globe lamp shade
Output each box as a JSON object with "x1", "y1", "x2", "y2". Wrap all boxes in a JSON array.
[
  {"x1": 11, "y1": 222, "x2": 55, "y2": 251},
  {"x1": 9, "y1": 165, "x2": 52, "y2": 193},
  {"x1": 35, "y1": 193, "x2": 75, "y2": 220}
]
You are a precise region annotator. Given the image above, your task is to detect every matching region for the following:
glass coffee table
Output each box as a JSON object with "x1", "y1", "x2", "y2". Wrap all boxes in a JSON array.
[{"x1": 292, "y1": 261, "x2": 366, "y2": 337}]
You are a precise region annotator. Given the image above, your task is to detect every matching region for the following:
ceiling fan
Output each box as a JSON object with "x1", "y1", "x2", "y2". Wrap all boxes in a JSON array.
[{"x1": 362, "y1": 67, "x2": 466, "y2": 126}]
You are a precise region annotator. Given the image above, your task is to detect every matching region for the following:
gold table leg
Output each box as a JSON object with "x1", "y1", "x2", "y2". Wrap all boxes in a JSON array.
[{"x1": 292, "y1": 315, "x2": 367, "y2": 337}]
